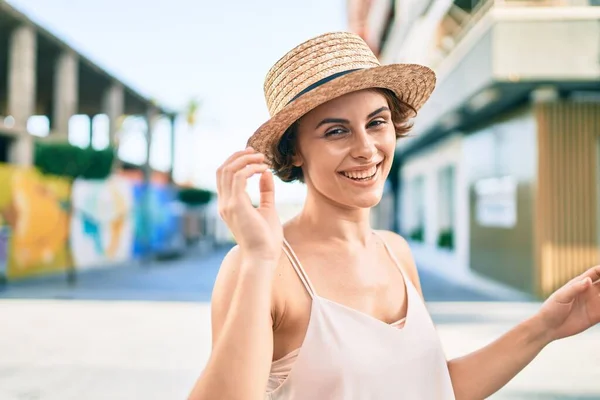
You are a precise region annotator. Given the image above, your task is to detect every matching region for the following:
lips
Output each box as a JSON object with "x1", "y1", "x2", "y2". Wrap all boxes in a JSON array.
[{"x1": 339, "y1": 162, "x2": 382, "y2": 181}]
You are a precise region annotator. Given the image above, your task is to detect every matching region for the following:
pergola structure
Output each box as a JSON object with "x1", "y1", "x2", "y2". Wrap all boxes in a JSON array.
[{"x1": 0, "y1": 1, "x2": 176, "y2": 174}]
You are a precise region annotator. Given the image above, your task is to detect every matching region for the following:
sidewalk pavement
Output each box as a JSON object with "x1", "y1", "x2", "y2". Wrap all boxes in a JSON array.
[
  {"x1": 0, "y1": 245, "x2": 232, "y2": 302},
  {"x1": 0, "y1": 243, "x2": 527, "y2": 304},
  {"x1": 0, "y1": 245, "x2": 598, "y2": 399},
  {"x1": 0, "y1": 299, "x2": 598, "y2": 400}
]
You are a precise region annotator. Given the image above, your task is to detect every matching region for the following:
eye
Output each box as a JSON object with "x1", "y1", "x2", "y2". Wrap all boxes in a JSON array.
[
  {"x1": 324, "y1": 127, "x2": 347, "y2": 137},
  {"x1": 368, "y1": 119, "x2": 388, "y2": 128}
]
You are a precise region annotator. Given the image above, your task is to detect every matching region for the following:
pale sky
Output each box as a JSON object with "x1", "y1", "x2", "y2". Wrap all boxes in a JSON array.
[{"x1": 7, "y1": 0, "x2": 349, "y2": 204}]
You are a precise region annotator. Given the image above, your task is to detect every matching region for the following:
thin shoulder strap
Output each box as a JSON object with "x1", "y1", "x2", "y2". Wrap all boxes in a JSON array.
[
  {"x1": 372, "y1": 230, "x2": 409, "y2": 280},
  {"x1": 282, "y1": 238, "x2": 317, "y2": 298}
]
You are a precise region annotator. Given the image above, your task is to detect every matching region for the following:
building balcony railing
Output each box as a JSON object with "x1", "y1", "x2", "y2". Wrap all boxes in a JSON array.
[
  {"x1": 431, "y1": 0, "x2": 599, "y2": 71},
  {"x1": 387, "y1": 0, "x2": 600, "y2": 153}
]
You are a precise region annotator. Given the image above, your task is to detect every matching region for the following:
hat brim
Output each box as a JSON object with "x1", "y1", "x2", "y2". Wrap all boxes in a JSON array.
[{"x1": 247, "y1": 63, "x2": 436, "y2": 165}]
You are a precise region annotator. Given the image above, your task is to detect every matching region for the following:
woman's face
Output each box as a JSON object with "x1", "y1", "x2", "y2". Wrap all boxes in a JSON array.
[{"x1": 295, "y1": 89, "x2": 396, "y2": 209}]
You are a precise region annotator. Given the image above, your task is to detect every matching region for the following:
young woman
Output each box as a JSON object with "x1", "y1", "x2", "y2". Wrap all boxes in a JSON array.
[{"x1": 189, "y1": 32, "x2": 600, "y2": 400}]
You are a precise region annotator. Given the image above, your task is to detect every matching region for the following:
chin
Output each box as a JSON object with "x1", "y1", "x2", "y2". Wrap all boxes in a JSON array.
[
  {"x1": 345, "y1": 191, "x2": 383, "y2": 209},
  {"x1": 309, "y1": 164, "x2": 390, "y2": 209}
]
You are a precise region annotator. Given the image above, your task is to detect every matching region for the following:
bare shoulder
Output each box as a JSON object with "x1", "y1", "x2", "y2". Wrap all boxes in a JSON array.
[
  {"x1": 210, "y1": 245, "x2": 293, "y2": 344},
  {"x1": 375, "y1": 230, "x2": 424, "y2": 298},
  {"x1": 213, "y1": 244, "x2": 243, "y2": 281},
  {"x1": 211, "y1": 244, "x2": 291, "y2": 304},
  {"x1": 210, "y1": 246, "x2": 244, "y2": 346},
  {"x1": 211, "y1": 245, "x2": 245, "y2": 306},
  {"x1": 211, "y1": 244, "x2": 286, "y2": 309}
]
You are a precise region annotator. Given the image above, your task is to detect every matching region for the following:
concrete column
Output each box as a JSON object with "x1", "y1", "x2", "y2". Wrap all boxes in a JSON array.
[
  {"x1": 8, "y1": 24, "x2": 36, "y2": 129},
  {"x1": 169, "y1": 114, "x2": 176, "y2": 182},
  {"x1": 52, "y1": 50, "x2": 79, "y2": 139},
  {"x1": 7, "y1": 24, "x2": 36, "y2": 166},
  {"x1": 8, "y1": 135, "x2": 34, "y2": 166},
  {"x1": 144, "y1": 107, "x2": 159, "y2": 180},
  {"x1": 102, "y1": 83, "x2": 124, "y2": 146}
]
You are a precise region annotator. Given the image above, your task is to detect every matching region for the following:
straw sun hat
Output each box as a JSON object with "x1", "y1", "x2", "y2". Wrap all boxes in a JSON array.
[{"x1": 246, "y1": 31, "x2": 437, "y2": 165}]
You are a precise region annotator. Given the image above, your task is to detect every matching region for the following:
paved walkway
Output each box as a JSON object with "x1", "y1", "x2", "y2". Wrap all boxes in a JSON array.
[
  {"x1": 0, "y1": 245, "x2": 518, "y2": 303},
  {"x1": 0, "y1": 299, "x2": 598, "y2": 400},
  {"x1": 2, "y1": 247, "x2": 598, "y2": 399}
]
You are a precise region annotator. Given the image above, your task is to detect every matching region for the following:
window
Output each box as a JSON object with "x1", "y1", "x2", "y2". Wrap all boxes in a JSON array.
[
  {"x1": 437, "y1": 165, "x2": 455, "y2": 250},
  {"x1": 408, "y1": 175, "x2": 425, "y2": 242}
]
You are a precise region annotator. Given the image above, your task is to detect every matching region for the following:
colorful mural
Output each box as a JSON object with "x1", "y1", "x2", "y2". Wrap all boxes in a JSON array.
[
  {"x1": 0, "y1": 162, "x2": 188, "y2": 281},
  {"x1": 0, "y1": 222, "x2": 10, "y2": 278},
  {"x1": 132, "y1": 183, "x2": 184, "y2": 257},
  {"x1": 0, "y1": 164, "x2": 71, "y2": 279},
  {"x1": 70, "y1": 176, "x2": 134, "y2": 268},
  {"x1": 0, "y1": 165, "x2": 10, "y2": 278}
]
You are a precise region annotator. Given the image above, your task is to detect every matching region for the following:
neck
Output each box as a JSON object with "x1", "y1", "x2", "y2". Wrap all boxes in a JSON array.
[{"x1": 294, "y1": 187, "x2": 373, "y2": 246}]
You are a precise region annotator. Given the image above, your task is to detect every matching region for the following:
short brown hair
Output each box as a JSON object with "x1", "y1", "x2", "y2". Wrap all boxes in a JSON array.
[{"x1": 271, "y1": 88, "x2": 416, "y2": 183}]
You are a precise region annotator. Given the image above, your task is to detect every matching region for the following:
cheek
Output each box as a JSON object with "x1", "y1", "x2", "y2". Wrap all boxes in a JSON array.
[
  {"x1": 379, "y1": 128, "x2": 397, "y2": 153},
  {"x1": 307, "y1": 150, "x2": 339, "y2": 176},
  {"x1": 302, "y1": 145, "x2": 344, "y2": 181}
]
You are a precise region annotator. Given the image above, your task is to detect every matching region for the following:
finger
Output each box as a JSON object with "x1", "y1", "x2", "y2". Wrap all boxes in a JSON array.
[
  {"x1": 259, "y1": 169, "x2": 275, "y2": 209},
  {"x1": 217, "y1": 147, "x2": 254, "y2": 193},
  {"x1": 232, "y1": 163, "x2": 269, "y2": 198},
  {"x1": 554, "y1": 277, "x2": 592, "y2": 304},
  {"x1": 580, "y1": 265, "x2": 600, "y2": 283},
  {"x1": 220, "y1": 153, "x2": 265, "y2": 200},
  {"x1": 222, "y1": 147, "x2": 255, "y2": 166},
  {"x1": 226, "y1": 152, "x2": 265, "y2": 175},
  {"x1": 217, "y1": 147, "x2": 255, "y2": 194}
]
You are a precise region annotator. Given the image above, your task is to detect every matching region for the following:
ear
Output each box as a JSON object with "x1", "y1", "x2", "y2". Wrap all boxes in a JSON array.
[{"x1": 292, "y1": 152, "x2": 303, "y2": 167}]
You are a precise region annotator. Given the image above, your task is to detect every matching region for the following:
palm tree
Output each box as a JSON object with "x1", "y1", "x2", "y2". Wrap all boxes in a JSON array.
[
  {"x1": 182, "y1": 98, "x2": 202, "y2": 184},
  {"x1": 185, "y1": 98, "x2": 201, "y2": 127}
]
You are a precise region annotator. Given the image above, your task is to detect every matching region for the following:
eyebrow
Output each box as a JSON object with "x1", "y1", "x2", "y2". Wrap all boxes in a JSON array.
[
  {"x1": 367, "y1": 106, "x2": 390, "y2": 119},
  {"x1": 315, "y1": 106, "x2": 391, "y2": 129}
]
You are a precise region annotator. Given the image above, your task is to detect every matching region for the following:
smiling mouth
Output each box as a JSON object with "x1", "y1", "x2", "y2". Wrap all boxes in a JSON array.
[{"x1": 339, "y1": 162, "x2": 382, "y2": 182}]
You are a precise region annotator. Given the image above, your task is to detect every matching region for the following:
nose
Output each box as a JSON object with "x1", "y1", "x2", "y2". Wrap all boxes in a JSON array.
[{"x1": 350, "y1": 128, "x2": 377, "y2": 160}]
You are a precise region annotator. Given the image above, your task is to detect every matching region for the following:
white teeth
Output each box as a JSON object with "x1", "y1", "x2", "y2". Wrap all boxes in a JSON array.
[{"x1": 342, "y1": 165, "x2": 378, "y2": 180}]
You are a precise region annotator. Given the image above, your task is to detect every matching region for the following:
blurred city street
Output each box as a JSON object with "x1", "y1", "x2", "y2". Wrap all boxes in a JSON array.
[{"x1": 1, "y1": 247, "x2": 599, "y2": 400}]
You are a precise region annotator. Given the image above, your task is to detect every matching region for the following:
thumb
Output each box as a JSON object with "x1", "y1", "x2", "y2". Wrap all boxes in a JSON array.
[
  {"x1": 259, "y1": 169, "x2": 275, "y2": 209},
  {"x1": 554, "y1": 277, "x2": 592, "y2": 304}
]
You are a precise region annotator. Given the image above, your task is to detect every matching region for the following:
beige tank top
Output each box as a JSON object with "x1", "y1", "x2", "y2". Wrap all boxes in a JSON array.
[{"x1": 265, "y1": 232, "x2": 456, "y2": 399}]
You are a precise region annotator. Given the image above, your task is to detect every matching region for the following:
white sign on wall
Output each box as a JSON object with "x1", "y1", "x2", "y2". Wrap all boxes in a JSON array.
[{"x1": 475, "y1": 176, "x2": 517, "y2": 228}]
